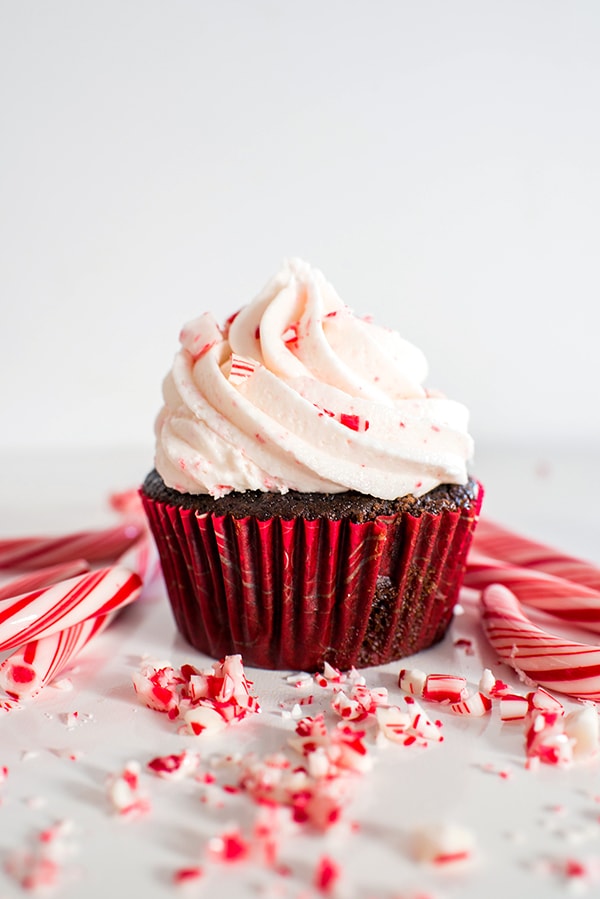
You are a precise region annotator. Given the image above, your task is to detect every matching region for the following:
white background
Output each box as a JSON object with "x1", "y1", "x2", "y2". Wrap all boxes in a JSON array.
[{"x1": 1, "y1": 0, "x2": 599, "y2": 461}]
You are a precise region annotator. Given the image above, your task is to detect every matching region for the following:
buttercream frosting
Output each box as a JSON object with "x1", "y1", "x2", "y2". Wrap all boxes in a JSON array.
[{"x1": 154, "y1": 258, "x2": 473, "y2": 499}]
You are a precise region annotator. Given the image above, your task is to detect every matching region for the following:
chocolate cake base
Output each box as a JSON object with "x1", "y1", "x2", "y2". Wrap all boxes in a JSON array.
[{"x1": 140, "y1": 471, "x2": 483, "y2": 671}]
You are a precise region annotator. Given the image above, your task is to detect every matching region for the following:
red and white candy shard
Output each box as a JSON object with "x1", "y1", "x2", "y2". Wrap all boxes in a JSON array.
[
  {"x1": 228, "y1": 353, "x2": 259, "y2": 383},
  {"x1": 525, "y1": 709, "x2": 574, "y2": 766},
  {"x1": 106, "y1": 761, "x2": 151, "y2": 818},
  {"x1": 207, "y1": 829, "x2": 249, "y2": 863},
  {"x1": 0, "y1": 566, "x2": 142, "y2": 653},
  {"x1": 422, "y1": 673, "x2": 468, "y2": 704},
  {"x1": 147, "y1": 750, "x2": 200, "y2": 780},
  {"x1": 179, "y1": 311, "x2": 222, "y2": 360},
  {"x1": 411, "y1": 822, "x2": 475, "y2": 867},
  {"x1": 398, "y1": 667, "x2": 427, "y2": 697},
  {"x1": 481, "y1": 583, "x2": 600, "y2": 701},
  {"x1": 330, "y1": 683, "x2": 388, "y2": 721},
  {"x1": 450, "y1": 692, "x2": 492, "y2": 717},
  {"x1": 376, "y1": 698, "x2": 443, "y2": 746},
  {"x1": 0, "y1": 613, "x2": 113, "y2": 701}
]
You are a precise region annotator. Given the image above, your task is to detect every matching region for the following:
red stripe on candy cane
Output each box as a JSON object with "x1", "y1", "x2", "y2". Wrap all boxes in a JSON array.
[
  {"x1": 0, "y1": 524, "x2": 142, "y2": 572},
  {"x1": 481, "y1": 584, "x2": 600, "y2": 701},
  {"x1": 0, "y1": 560, "x2": 90, "y2": 601},
  {"x1": 0, "y1": 567, "x2": 141, "y2": 653}
]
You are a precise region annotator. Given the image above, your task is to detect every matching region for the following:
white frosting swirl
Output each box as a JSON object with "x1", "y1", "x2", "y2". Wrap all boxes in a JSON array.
[{"x1": 154, "y1": 259, "x2": 473, "y2": 499}]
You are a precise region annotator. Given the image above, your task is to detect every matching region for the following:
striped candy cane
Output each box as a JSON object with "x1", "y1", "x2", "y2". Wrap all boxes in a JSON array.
[
  {"x1": 473, "y1": 519, "x2": 600, "y2": 592},
  {"x1": 0, "y1": 567, "x2": 141, "y2": 653},
  {"x1": 465, "y1": 548, "x2": 600, "y2": 635},
  {"x1": 0, "y1": 560, "x2": 90, "y2": 602},
  {"x1": 481, "y1": 583, "x2": 600, "y2": 701},
  {"x1": 0, "y1": 612, "x2": 113, "y2": 701},
  {"x1": 0, "y1": 523, "x2": 142, "y2": 572}
]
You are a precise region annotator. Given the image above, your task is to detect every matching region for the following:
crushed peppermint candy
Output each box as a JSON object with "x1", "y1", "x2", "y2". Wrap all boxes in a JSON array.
[
  {"x1": 106, "y1": 760, "x2": 151, "y2": 818},
  {"x1": 132, "y1": 654, "x2": 261, "y2": 736},
  {"x1": 4, "y1": 819, "x2": 78, "y2": 894},
  {"x1": 147, "y1": 749, "x2": 200, "y2": 781}
]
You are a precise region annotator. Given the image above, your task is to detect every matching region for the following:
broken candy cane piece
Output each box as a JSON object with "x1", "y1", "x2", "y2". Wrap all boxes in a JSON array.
[
  {"x1": 525, "y1": 709, "x2": 574, "y2": 767},
  {"x1": 564, "y1": 707, "x2": 600, "y2": 760},
  {"x1": 0, "y1": 567, "x2": 141, "y2": 653},
  {"x1": 228, "y1": 354, "x2": 259, "y2": 384},
  {"x1": 315, "y1": 661, "x2": 344, "y2": 688},
  {"x1": 375, "y1": 706, "x2": 411, "y2": 743},
  {"x1": 411, "y1": 822, "x2": 475, "y2": 866},
  {"x1": 0, "y1": 560, "x2": 90, "y2": 602},
  {"x1": 183, "y1": 704, "x2": 229, "y2": 737},
  {"x1": 207, "y1": 829, "x2": 250, "y2": 863},
  {"x1": 398, "y1": 668, "x2": 427, "y2": 697},
  {"x1": 473, "y1": 518, "x2": 600, "y2": 592},
  {"x1": 330, "y1": 684, "x2": 387, "y2": 721},
  {"x1": 106, "y1": 761, "x2": 151, "y2": 818},
  {"x1": 376, "y1": 699, "x2": 443, "y2": 745},
  {"x1": 499, "y1": 693, "x2": 530, "y2": 722},
  {"x1": 331, "y1": 690, "x2": 367, "y2": 721},
  {"x1": 147, "y1": 750, "x2": 200, "y2": 780},
  {"x1": 481, "y1": 583, "x2": 600, "y2": 700},
  {"x1": 0, "y1": 612, "x2": 113, "y2": 701},
  {"x1": 423, "y1": 673, "x2": 469, "y2": 704},
  {"x1": 529, "y1": 687, "x2": 565, "y2": 713},
  {"x1": 478, "y1": 668, "x2": 510, "y2": 697},
  {"x1": 132, "y1": 663, "x2": 184, "y2": 715},
  {"x1": 179, "y1": 311, "x2": 222, "y2": 360},
  {"x1": 0, "y1": 524, "x2": 142, "y2": 572},
  {"x1": 450, "y1": 692, "x2": 492, "y2": 717},
  {"x1": 467, "y1": 549, "x2": 600, "y2": 635}
]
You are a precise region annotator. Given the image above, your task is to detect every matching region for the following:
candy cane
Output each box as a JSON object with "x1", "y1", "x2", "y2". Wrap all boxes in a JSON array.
[
  {"x1": 0, "y1": 612, "x2": 114, "y2": 701},
  {"x1": 481, "y1": 583, "x2": 600, "y2": 701},
  {"x1": 473, "y1": 519, "x2": 600, "y2": 592},
  {"x1": 0, "y1": 567, "x2": 141, "y2": 652},
  {"x1": 0, "y1": 560, "x2": 90, "y2": 602},
  {"x1": 465, "y1": 549, "x2": 600, "y2": 634},
  {"x1": 0, "y1": 524, "x2": 142, "y2": 572}
]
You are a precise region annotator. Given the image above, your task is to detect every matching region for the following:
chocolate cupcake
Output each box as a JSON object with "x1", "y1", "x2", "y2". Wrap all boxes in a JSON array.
[{"x1": 141, "y1": 259, "x2": 482, "y2": 671}]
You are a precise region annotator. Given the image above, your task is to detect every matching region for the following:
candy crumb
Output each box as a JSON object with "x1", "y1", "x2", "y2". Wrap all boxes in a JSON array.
[
  {"x1": 411, "y1": 822, "x2": 475, "y2": 868},
  {"x1": 314, "y1": 855, "x2": 340, "y2": 894},
  {"x1": 173, "y1": 866, "x2": 204, "y2": 885}
]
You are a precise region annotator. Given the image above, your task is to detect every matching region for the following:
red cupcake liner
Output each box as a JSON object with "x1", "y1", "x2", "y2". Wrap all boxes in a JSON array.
[{"x1": 141, "y1": 484, "x2": 483, "y2": 671}]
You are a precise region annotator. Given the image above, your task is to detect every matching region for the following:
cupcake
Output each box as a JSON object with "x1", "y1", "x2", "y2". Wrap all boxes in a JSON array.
[{"x1": 141, "y1": 259, "x2": 482, "y2": 671}]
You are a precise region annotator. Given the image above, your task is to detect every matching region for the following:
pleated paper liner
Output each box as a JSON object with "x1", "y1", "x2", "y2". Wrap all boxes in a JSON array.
[{"x1": 141, "y1": 484, "x2": 483, "y2": 671}]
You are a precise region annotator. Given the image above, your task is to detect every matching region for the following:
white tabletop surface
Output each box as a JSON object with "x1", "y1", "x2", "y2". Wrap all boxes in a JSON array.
[{"x1": 1, "y1": 445, "x2": 599, "y2": 899}]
